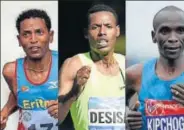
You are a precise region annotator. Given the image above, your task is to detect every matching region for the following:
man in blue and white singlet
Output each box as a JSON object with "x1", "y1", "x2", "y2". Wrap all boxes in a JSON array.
[
  {"x1": 126, "y1": 6, "x2": 184, "y2": 130},
  {"x1": 0, "y1": 9, "x2": 59, "y2": 130}
]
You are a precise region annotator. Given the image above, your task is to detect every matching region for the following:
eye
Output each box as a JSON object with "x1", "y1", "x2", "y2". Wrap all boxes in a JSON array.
[
  {"x1": 36, "y1": 29, "x2": 44, "y2": 35},
  {"x1": 106, "y1": 25, "x2": 112, "y2": 29},
  {"x1": 91, "y1": 26, "x2": 98, "y2": 30},
  {"x1": 176, "y1": 27, "x2": 184, "y2": 34},
  {"x1": 22, "y1": 32, "x2": 30, "y2": 38},
  {"x1": 23, "y1": 33, "x2": 28, "y2": 36},
  {"x1": 159, "y1": 27, "x2": 170, "y2": 35}
]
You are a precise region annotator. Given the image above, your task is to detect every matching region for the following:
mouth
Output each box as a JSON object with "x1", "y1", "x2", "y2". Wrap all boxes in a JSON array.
[
  {"x1": 96, "y1": 39, "x2": 108, "y2": 49},
  {"x1": 165, "y1": 46, "x2": 181, "y2": 52},
  {"x1": 28, "y1": 46, "x2": 40, "y2": 52}
]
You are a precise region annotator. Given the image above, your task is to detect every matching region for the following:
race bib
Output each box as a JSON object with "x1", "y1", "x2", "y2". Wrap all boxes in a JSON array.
[
  {"x1": 18, "y1": 110, "x2": 58, "y2": 130},
  {"x1": 145, "y1": 99, "x2": 184, "y2": 130},
  {"x1": 88, "y1": 97, "x2": 125, "y2": 130}
]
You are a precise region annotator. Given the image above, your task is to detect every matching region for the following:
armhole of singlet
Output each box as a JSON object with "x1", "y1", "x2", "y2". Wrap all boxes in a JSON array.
[
  {"x1": 78, "y1": 52, "x2": 93, "y2": 66},
  {"x1": 138, "y1": 58, "x2": 156, "y2": 96},
  {"x1": 78, "y1": 53, "x2": 85, "y2": 65},
  {"x1": 114, "y1": 53, "x2": 126, "y2": 91},
  {"x1": 114, "y1": 53, "x2": 125, "y2": 75},
  {"x1": 138, "y1": 63, "x2": 145, "y2": 96},
  {"x1": 14, "y1": 60, "x2": 18, "y2": 100}
]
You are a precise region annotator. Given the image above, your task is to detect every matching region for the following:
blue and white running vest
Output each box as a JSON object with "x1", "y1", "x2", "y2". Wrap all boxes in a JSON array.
[
  {"x1": 138, "y1": 58, "x2": 184, "y2": 130},
  {"x1": 16, "y1": 51, "x2": 58, "y2": 130}
]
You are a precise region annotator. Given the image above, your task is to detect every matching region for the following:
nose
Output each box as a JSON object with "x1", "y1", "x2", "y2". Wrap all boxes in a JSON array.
[
  {"x1": 98, "y1": 25, "x2": 106, "y2": 36},
  {"x1": 168, "y1": 32, "x2": 178, "y2": 43},
  {"x1": 30, "y1": 33, "x2": 38, "y2": 44}
]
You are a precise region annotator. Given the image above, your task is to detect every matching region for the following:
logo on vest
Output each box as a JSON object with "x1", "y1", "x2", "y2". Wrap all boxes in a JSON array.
[
  {"x1": 22, "y1": 111, "x2": 32, "y2": 122},
  {"x1": 21, "y1": 86, "x2": 29, "y2": 92},
  {"x1": 145, "y1": 99, "x2": 184, "y2": 130},
  {"x1": 48, "y1": 81, "x2": 58, "y2": 89},
  {"x1": 23, "y1": 99, "x2": 47, "y2": 109},
  {"x1": 146, "y1": 100, "x2": 165, "y2": 116}
]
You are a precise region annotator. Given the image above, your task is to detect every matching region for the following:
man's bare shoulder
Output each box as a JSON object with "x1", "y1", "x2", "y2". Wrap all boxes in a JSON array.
[
  {"x1": 59, "y1": 55, "x2": 83, "y2": 78},
  {"x1": 126, "y1": 63, "x2": 143, "y2": 93},
  {"x1": 61, "y1": 55, "x2": 82, "y2": 70},
  {"x1": 126, "y1": 63, "x2": 143, "y2": 81},
  {"x1": 3, "y1": 61, "x2": 16, "y2": 79}
]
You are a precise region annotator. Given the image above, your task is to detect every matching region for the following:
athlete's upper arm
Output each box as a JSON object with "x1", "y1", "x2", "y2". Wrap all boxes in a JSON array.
[
  {"x1": 1, "y1": 61, "x2": 18, "y2": 115},
  {"x1": 58, "y1": 55, "x2": 82, "y2": 121},
  {"x1": 59, "y1": 55, "x2": 82, "y2": 96},
  {"x1": 126, "y1": 63, "x2": 143, "y2": 93},
  {"x1": 2, "y1": 61, "x2": 17, "y2": 95}
]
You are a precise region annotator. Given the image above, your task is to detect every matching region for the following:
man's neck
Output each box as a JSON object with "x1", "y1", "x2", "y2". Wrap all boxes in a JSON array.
[
  {"x1": 90, "y1": 50, "x2": 116, "y2": 68},
  {"x1": 157, "y1": 55, "x2": 184, "y2": 75},
  {"x1": 25, "y1": 50, "x2": 52, "y2": 71}
]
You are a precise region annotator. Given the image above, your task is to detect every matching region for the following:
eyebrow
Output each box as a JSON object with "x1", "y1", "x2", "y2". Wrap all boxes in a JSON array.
[
  {"x1": 21, "y1": 28, "x2": 43, "y2": 32},
  {"x1": 35, "y1": 28, "x2": 42, "y2": 31},
  {"x1": 21, "y1": 30, "x2": 31, "y2": 33},
  {"x1": 90, "y1": 23, "x2": 113, "y2": 26},
  {"x1": 159, "y1": 26, "x2": 170, "y2": 29}
]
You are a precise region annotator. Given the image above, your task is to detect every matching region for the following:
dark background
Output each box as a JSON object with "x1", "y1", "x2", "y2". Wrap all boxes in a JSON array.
[{"x1": 58, "y1": 0, "x2": 125, "y2": 129}]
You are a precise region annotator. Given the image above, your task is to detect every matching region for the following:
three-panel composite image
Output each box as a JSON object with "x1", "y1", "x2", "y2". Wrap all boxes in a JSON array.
[{"x1": 1, "y1": 0, "x2": 184, "y2": 130}]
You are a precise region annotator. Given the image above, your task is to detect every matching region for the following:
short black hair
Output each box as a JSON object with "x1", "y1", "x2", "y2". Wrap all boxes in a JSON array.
[
  {"x1": 16, "y1": 9, "x2": 51, "y2": 33},
  {"x1": 87, "y1": 4, "x2": 118, "y2": 27}
]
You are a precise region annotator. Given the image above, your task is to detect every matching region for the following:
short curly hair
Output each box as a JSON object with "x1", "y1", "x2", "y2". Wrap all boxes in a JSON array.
[
  {"x1": 16, "y1": 9, "x2": 51, "y2": 33},
  {"x1": 87, "y1": 4, "x2": 119, "y2": 26}
]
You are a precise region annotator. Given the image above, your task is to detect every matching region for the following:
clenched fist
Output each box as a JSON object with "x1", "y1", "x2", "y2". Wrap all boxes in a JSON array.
[
  {"x1": 58, "y1": 66, "x2": 91, "y2": 104},
  {"x1": 0, "y1": 111, "x2": 8, "y2": 130},
  {"x1": 47, "y1": 100, "x2": 58, "y2": 119},
  {"x1": 126, "y1": 101, "x2": 142, "y2": 130},
  {"x1": 75, "y1": 66, "x2": 91, "y2": 87},
  {"x1": 73, "y1": 66, "x2": 91, "y2": 97},
  {"x1": 171, "y1": 84, "x2": 184, "y2": 105}
]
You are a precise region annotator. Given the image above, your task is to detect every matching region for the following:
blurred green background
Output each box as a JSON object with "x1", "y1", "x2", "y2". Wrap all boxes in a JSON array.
[
  {"x1": 116, "y1": 36, "x2": 125, "y2": 55},
  {"x1": 59, "y1": 0, "x2": 125, "y2": 66}
]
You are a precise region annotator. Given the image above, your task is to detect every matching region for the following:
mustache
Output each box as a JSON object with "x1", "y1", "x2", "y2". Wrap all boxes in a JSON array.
[
  {"x1": 96, "y1": 38, "x2": 108, "y2": 42},
  {"x1": 159, "y1": 40, "x2": 182, "y2": 48},
  {"x1": 27, "y1": 45, "x2": 41, "y2": 49}
]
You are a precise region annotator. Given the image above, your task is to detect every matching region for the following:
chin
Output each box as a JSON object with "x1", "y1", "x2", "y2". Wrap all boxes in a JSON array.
[
  {"x1": 166, "y1": 55, "x2": 181, "y2": 60},
  {"x1": 98, "y1": 48, "x2": 112, "y2": 54},
  {"x1": 29, "y1": 54, "x2": 43, "y2": 60},
  {"x1": 98, "y1": 50, "x2": 110, "y2": 56},
  {"x1": 163, "y1": 51, "x2": 182, "y2": 60}
]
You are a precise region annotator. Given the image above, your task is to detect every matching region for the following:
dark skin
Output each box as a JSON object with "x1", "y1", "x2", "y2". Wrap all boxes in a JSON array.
[
  {"x1": 126, "y1": 8, "x2": 184, "y2": 130},
  {"x1": 58, "y1": 11, "x2": 121, "y2": 122},
  {"x1": 0, "y1": 17, "x2": 55, "y2": 130},
  {"x1": 1, "y1": 63, "x2": 18, "y2": 130},
  {"x1": 18, "y1": 18, "x2": 54, "y2": 83}
]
